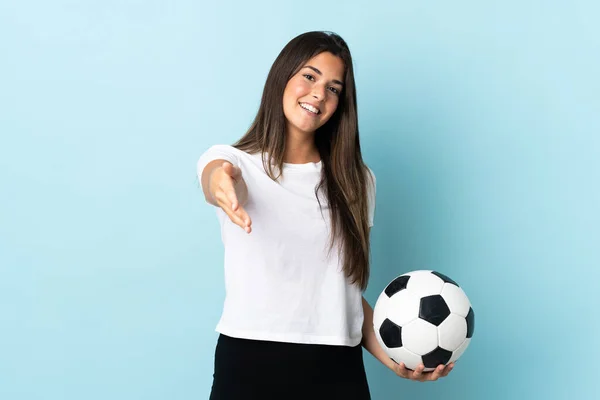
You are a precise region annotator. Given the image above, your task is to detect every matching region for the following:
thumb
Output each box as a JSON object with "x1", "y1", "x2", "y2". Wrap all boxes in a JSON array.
[{"x1": 222, "y1": 161, "x2": 242, "y2": 181}]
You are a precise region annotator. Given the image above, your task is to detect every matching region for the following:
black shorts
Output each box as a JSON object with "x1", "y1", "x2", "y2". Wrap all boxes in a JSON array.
[{"x1": 209, "y1": 334, "x2": 371, "y2": 400}]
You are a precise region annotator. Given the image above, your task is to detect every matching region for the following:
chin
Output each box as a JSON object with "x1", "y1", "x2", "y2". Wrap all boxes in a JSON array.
[{"x1": 289, "y1": 119, "x2": 317, "y2": 134}]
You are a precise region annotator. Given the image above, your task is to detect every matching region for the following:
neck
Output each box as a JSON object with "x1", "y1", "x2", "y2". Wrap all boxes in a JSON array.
[{"x1": 284, "y1": 128, "x2": 320, "y2": 164}]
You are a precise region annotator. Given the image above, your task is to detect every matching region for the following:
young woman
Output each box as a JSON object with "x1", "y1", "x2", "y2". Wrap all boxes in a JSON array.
[{"x1": 198, "y1": 31, "x2": 454, "y2": 399}]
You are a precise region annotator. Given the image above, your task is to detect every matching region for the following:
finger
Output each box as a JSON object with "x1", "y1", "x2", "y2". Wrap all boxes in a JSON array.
[
  {"x1": 214, "y1": 190, "x2": 243, "y2": 223},
  {"x1": 215, "y1": 193, "x2": 252, "y2": 233},
  {"x1": 429, "y1": 364, "x2": 445, "y2": 381},
  {"x1": 227, "y1": 205, "x2": 252, "y2": 233},
  {"x1": 412, "y1": 364, "x2": 425, "y2": 381},
  {"x1": 221, "y1": 160, "x2": 233, "y2": 171},
  {"x1": 235, "y1": 206, "x2": 252, "y2": 232},
  {"x1": 217, "y1": 198, "x2": 247, "y2": 229},
  {"x1": 219, "y1": 180, "x2": 240, "y2": 211},
  {"x1": 395, "y1": 362, "x2": 410, "y2": 378},
  {"x1": 222, "y1": 162, "x2": 242, "y2": 181},
  {"x1": 441, "y1": 362, "x2": 454, "y2": 377},
  {"x1": 214, "y1": 185, "x2": 238, "y2": 212},
  {"x1": 227, "y1": 200, "x2": 251, "y2": 228}
]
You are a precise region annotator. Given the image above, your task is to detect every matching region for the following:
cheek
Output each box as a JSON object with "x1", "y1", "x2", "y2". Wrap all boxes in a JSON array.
[
  {"x1": 292, "y1": 78, "x2": 311, "y2": 96},
  {"x1": 284, "y1": 82, "x2": 310, "y2": 112},
  {"x1": 284, "y1": 84, "x2": 297, "y2": 104},
  {"x1": 325, "y1": 96, "x2": 340, "y2": 116},
  {"x1": 283, "y1": 84, "x2": 301, "y2": 118}
]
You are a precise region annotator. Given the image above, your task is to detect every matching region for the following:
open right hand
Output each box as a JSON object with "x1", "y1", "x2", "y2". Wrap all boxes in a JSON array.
[
  {"x1": 208, "y1": 161, "x2": 252, "y2": 233},
  {"x1": 393, "y1": 362, "x2": 454, "y2": 382}
]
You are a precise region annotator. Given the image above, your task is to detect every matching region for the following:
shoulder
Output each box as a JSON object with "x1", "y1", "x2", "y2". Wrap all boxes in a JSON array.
[
  {"x1": 363, "y1": 165, "x2": 377, "y2": 224},
  {"x1": 365, "y1": 165, "x2": 375, "y2": 179},
  {"x1": 204, "y1": 144, "x2": 243, "y2": 157},
  {"x1": 364, "y1": 166, "x2": 376, "y2": 188},
  {"x1": 199, "y1": 145, "x2": 257, "y2": 164},
  {"x1": 364, "y1": 165, "x2": 376, "y2": 203},
  {"x1": 198, "y1": 145, "x2": 268, "y2": 176},
  {"x1": 197, "y1": 145, "x2": 244, "y2": 177}
]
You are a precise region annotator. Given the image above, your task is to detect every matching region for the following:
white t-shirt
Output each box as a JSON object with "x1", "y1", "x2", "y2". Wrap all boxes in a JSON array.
[{"x1": 197, "y1": 145, "x2": 376, "y2": 347}]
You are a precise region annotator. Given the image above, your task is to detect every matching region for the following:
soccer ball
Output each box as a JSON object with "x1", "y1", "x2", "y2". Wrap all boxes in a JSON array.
[{"x1": 373, "y1": 270, "x2": 475, "y2": 371}]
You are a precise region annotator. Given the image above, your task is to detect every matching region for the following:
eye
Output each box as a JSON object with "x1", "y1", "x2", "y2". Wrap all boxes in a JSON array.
[
  {"x1": 303, "y1": 74, "x2": 315, "y2": 81},
  {"x1": 328, "y1": 86, "x2": 340, "y2": 95}
]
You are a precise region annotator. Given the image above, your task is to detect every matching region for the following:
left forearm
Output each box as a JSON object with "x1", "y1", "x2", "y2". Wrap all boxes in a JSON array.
[{"x1": 361, "y1": 296, "x2": 396, "y2": 371}]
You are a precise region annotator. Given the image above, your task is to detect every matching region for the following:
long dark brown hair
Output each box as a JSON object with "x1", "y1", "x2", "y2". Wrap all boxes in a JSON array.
[{"x1": 234, "y1": 31, "x2": 373, "y2": 290}]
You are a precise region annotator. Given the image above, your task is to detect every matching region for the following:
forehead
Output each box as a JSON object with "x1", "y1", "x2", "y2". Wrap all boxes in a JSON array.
[{"x1": 303, "y1": 52, "x2": 345, "y2": 82}]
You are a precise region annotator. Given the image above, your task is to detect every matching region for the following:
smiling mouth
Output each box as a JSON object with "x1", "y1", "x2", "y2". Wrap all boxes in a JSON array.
[{"x1": 299, "y1": 102, "x2": 321, "y2": 115}]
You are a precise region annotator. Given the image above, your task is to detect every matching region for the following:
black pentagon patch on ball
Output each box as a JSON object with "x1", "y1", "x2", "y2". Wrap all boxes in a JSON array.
[
  {"x1": 379, "y1": 318, "x2": 403, "y2": 348},
  {"x1": 431, "y1": 271, "x2": 458, "y2": 287},
  {"x1": 422, "y1": 346, "x2": 453, "y2": 369},
  {"x1": 466, "y1": 307, "x2": 475, "y2": 338},
  {"x1": 384, "y1": 275, "x2": 410, "y2": 297},
  {"x1": 419, "y1": 295, "x2": 451, "y2": 326}
]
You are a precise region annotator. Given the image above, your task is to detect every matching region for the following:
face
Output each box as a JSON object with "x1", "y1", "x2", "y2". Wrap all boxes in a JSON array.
[{"x1": 282, "y1": 51, "x2": 345, "y2": 137}]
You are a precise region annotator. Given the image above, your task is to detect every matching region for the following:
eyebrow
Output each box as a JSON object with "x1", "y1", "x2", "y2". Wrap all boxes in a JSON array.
[{"x1": 304, "y1": 65, "x2": 344, "y2": 87}]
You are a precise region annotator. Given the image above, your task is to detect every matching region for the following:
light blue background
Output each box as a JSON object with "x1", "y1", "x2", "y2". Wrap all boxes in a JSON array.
[{"x1": 1, "y1": 1, "x2": 598, "y2": 399}]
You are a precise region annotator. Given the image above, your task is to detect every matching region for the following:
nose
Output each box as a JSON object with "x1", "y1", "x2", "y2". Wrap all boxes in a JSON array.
[{"x1": 312, "y1": 84, "x2": 326, "y2": 101}]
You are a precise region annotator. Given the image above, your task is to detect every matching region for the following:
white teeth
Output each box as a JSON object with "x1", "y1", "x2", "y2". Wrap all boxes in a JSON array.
[{"x1": 300, "y1": 103, "x2": 319, "y2": 114}]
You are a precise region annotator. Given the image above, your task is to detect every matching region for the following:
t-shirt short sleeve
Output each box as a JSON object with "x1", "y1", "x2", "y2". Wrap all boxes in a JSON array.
[
  {"x1": 366, "y1": 167, "x2": 376, "y2": 227},
  {"x1": 196, "y1": 145, "x2": 240, "y2": 182}
]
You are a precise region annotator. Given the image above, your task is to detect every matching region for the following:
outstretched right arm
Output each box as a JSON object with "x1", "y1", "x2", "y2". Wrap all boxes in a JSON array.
[{"x1": 200, "y1": 159, "x2": 252, "y2": 234}]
